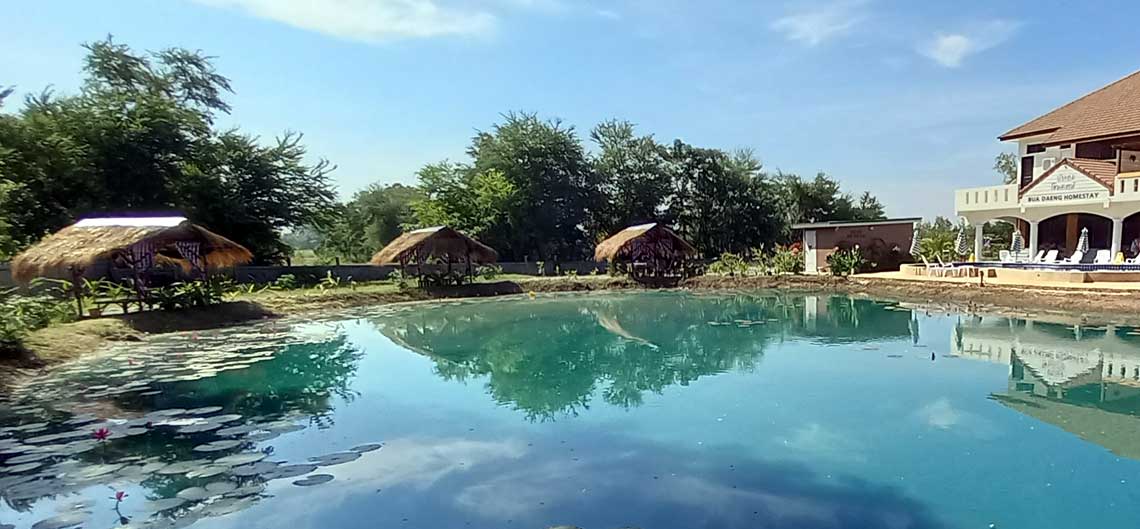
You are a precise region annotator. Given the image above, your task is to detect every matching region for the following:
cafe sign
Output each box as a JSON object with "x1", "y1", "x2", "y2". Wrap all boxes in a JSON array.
[{"x1": 1022, "y1": 164, "x2": 1109, "y2": 206}]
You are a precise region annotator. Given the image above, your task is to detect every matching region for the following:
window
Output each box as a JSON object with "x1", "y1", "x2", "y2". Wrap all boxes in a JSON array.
[
  {"x1": 1026, "y1": 144, "x2": 1046, "y2": 154},
  {"x1": 1058, "y1": 144, "x2": 1071, "y2": 149}
]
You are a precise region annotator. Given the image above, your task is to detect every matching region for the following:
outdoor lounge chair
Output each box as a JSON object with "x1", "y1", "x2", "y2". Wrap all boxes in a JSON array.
[
  {"x1": 1040, "y1": 250, "x2": 1059, "y2": 264},
  {"x1": 1061, "y1": 250, "x2": 1084, "y2": 264},
  {"x1": 1093, "y1": 250, "x2": 1111, "y2": 264},
  {"x1": 920, "y1": 256, "x2": 952, "y2": 277},
  {"x1": 999, "y1": 250, "x2": 1013, "y2": 263},
  {"x1": 1030, "y1": 250, "x2": 1045, "y2": 263}
]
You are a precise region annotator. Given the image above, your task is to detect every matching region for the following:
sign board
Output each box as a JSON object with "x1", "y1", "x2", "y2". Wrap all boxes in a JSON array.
[{"x1": 1022, "y1": 165, "x2": 1108, "y2": 206}]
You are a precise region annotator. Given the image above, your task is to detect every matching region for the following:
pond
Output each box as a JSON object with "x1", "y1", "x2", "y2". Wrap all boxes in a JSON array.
[{"x1": 2, "y1": 291, "x2": 1140, "y2": 529}]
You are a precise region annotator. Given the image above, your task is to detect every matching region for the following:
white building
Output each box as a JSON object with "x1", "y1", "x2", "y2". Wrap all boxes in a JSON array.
[{"x1": 956, "y1": 70, "x2": 1140, "y2": 259}]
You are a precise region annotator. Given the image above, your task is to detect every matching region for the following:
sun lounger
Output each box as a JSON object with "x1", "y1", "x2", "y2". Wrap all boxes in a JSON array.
[
  {"x1": 1093, "y1": 249, "x2": 1111, "y2": 264},
  {"x1": 920, "y1": 256, "x2": 952, "y2": 277},
  {"x1": 999, "y1": 250, "x2": 1013, "y2": 263},
  {"x1": 1061, "y1": 250, "x2": 1084, "y2": 264},
  {"x1": 1040, "y1": 249, "x2": 1059, "y2": 264},
  {"x1": 1030, "y1": 250, "x2": 1045, "y2": 263}
]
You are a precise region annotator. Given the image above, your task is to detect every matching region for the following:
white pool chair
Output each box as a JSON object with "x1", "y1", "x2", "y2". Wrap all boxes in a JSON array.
[
  {"x1": 1093, "y1": 249, "x2": 1111, "y2": 264},
  {"x1": 1040, "y1": 250, "x2": 1059, "y2": 264},
  {"x1": 1061, "y1": 250, "x2": 1084, "y2": 264},
  {"x1": 1030, "y1": 250, "x2": 1045, "y2": 263},
  {"x1": 999, "y1": 250, "x2": 1013, "y2": 263}
]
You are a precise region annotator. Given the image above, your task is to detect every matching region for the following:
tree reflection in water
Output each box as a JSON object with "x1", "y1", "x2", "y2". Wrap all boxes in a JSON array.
[{"x1": 374, "y1": 293, "x2": 912, "y2": 420}]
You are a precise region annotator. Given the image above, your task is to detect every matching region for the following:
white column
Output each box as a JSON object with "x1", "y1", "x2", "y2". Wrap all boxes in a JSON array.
[
  {"x1": 1028, "y1": 221, "x2": 1039, "y2": 257},
  {"x1": 1111, "y1": 217, "x2": 1124, "y2": 259},
  {"x1": 973, "y1": 223, "x2": 984, "y2": 260}
]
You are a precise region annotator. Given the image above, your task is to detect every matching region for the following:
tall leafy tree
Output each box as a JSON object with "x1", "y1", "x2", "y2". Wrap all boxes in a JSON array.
[
  {"x1": 590, "y1": 120, "x2": 671, "y2": 235},
  {"x1": 317, "y1": 183, "x2": 424, "y2": 263},
  {"x1": 0, "y1": 37, "x2": 336, "y2": 263},
  {"x1": 852, "y1": 191, "x2": 886, "y2": 221},
  {"x1": 994, "y1": 152, "x2": 1018, "y2": 184},
  {"x1": 467, "y1": 112, "x2": 599, "y2": 261}
]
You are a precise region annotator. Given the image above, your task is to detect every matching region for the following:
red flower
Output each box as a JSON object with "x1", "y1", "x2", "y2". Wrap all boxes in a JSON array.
[
  {"x1": 93, "y1": 427, "x2": 111, "y2": 441},
  {"x1": 114, "y1": 491, "x2": 128, "y2": 502}
]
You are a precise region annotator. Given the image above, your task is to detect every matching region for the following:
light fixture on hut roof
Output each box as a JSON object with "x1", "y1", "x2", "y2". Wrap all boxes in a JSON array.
[{"x1": 10, "y1": 215, "x2": 253, "y2": 282}]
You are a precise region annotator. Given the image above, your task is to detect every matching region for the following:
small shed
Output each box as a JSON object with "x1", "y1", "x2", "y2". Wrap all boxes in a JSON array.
[
  {"x1": 793, "y1": 218, "x2": 920, "y2": 274},
  {"x1": 594, "y1": 223, "x2": 698, "y2": 284},
  {"x1": 11, "y1": 216, "x2": 253, "y2": 283},
  {"x1": 371, "y1": 226, "x2": 497, "y2": 285}
]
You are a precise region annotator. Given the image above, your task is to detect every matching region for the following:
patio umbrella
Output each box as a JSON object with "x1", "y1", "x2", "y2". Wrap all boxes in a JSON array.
[
  {"x1": 1076, "y1": 227, "x2": 1090, "y2": 254},
  {"x1": 954, "y1": 228, "x2": 969, "y2": 257},
  {"x1": 909, "y1": 227, "x2": 921, "y2": 258},
  {"x1": 1010, "y1": 230, "x2": 1023, "y2": 253}
]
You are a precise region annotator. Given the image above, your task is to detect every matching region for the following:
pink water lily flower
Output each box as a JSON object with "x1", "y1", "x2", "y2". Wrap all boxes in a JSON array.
[{"x1": 93, "y1": 427, "x2": 111, "y2": 441}]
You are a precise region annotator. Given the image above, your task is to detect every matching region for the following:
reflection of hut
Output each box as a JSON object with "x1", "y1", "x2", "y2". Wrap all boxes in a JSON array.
[
  {"x1": 594, "y1": 223, "x2": 698, "y2": 285},
  {"x1": 370, "y1": 226, "x2": 497, "y2": 286},
  {"x1": 12, "y1": 216, "x2": 252, "y2": 283}
]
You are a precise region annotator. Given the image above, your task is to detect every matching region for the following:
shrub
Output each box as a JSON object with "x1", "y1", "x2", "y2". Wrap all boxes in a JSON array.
[
  {"x1": 387, "y1": 269, "x2": 410, "y2": 291},
  {"x1": 826, "y1": 247, "x2": 866, "y2": 276},
  {"x1": 271, "y1": 274, "x2": 299, "y2": 290},
  {"x1": 148, "y1": 278, "x2": 230, "y2": 311},
  {"x1": 770, "y1": 245, "x2": 803, "y2": 275},
  {"x1": 708, "y1": 252, "x2": 748, "y2": 276},
  {"x1": 535, "y1": 260, "x2": 546, "y2": 276},
  {"x1": 477, "y1": 264, "x2": 503, "y2": 281},
  {"x1": 1, "y1": 289, "x2": 76, "y2": 350}
]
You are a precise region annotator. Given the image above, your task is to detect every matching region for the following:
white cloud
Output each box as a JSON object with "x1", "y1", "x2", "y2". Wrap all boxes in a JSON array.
[
  {"x1": 595, "y1": 8, "x2": 621, "y2": 20},
  {"x1": 917, "y1": 398, "x2": 961, "y2": 429},
  {"x1": 191, "y1": 0, "x2": 498, "y2": 41},
  {"x1": 770, "y1": 0, "x2": 868, "y2": 47},
  {"x1": 920, "y1": 20, "x2": 1021, "y2": 68}
]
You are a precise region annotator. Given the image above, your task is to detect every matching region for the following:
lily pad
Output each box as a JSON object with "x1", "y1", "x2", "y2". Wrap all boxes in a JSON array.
[
  {"x1": 193, "y1": 439, "x2": 243, "y2": 452},
  {"x1": 184, "y1": 406, "x2": 224, "y2": 416},
  {"x1": 214, "y1": 452, "x2": 267, "y2": 467},
  {"x1": 309, "y1": 452, "x2": 361, "y2": 467},
  {"x1": 215, "y1": 424, "x2": 258, "y2": 437},
  {"x1": 292, "y1": 474, "x2": 334, "y2": 486},
  {"x1": 262, "y1": 464, "x2": 318, "y2": 480},
  {"x1": 208, "y1": 414, "x2": 244, "y2": 424},
  {"x1": 229, "y1": 461, "x2": 278, "y2": 476},
  {"x1": 5, "y1": 452, "x2": 54, "y2": 465},
  {"x1": 205, "y1": 480, "x2": 238, "y2": 494},
  {"x1": 177, "y1": 486, "x2": 210, "y2": 501},
  {"x1": 144, "y1": 497, "x2": 188, "y2": 512},
  {"x1": 186, "y1": 465, "x2": 229, "y2": 479},
  {"x1": 30, "y1": 512, "x2": 89, "y2": 529},
  {"x1": 349, "y1": 443, "x2": 384, "y2": 453},
  {"x1": 177, "y1": 422, "x2": 223, "y2": 434},
  {"x1": 223, "y1": 485, "x2": 265, "y2": 498},
  {"x1": 2, "y1": 461, "x2": 44, "y2": 474}
]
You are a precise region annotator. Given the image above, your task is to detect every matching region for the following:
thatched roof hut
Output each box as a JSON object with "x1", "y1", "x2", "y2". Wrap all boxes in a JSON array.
[
  {"x1": 594, "y1": 223, "x2": 697, "y2": 263},
  {"x1": 12, "y1": 216, "x2": 253, "y2": 282},
  {"x1": 371, "y1": 226, "x2": 497, "y2": 266}
]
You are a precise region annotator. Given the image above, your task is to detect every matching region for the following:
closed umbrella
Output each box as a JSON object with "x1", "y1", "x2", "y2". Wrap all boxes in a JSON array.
[
  {"x1": 1076, "y1": 227, "x2": 1090, "y2": 254},
  {"x1": 1010, "y1": 230, "x2": 1023, "y2": 254},
  {"x1": 909, "y1": 227, "x2": 921, "y2": 258},
  {"x1": 954, "y1": 228, "x2": 969, "y2": 258}
]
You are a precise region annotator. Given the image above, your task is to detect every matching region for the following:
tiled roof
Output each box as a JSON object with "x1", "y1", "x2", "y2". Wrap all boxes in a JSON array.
[
  {"x1": 1068, "y1": 158, "x2": 1119, "y2": 188},
  {"x1": 1000, "y1": 69, "x2": 1140, "y2": 144},
  {"x1": 1019, "y1": 158, "x2": 1117, "y2": 196}
]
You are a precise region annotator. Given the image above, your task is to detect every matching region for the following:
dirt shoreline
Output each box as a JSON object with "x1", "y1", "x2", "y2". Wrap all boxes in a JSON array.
[{"x1": 4, "y1": 274, "x2": 1137, "y2": 390}]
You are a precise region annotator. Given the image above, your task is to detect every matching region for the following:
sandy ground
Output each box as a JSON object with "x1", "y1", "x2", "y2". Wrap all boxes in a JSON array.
[{"x1": 6, "y1": 272, "x2": 1140, "y2": 389}]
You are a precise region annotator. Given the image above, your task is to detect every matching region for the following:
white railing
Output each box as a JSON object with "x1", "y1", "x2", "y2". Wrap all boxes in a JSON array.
[
  {"x1": 1112, "y1": 176, "x2": 1140, "y2": 201},
  {"x1": 955, "y1": 184, "x2": 1019, "y2": 213}
]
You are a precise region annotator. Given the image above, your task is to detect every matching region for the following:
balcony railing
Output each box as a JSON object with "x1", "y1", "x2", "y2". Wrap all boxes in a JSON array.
[{"x1": 955, "y1": 184, "x2": 1019, "y2": 213}]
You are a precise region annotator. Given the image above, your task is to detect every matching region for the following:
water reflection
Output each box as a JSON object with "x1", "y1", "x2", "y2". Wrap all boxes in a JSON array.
[
  {"x1": 952, "y1": 316, "x2": 1140, "y2": 459},
  {"x1": 0, "y1": 324, "x2": 379, "y2": 529},
  {"x1": 372, "y1": 293, "x2": 913, "y2": 420}
]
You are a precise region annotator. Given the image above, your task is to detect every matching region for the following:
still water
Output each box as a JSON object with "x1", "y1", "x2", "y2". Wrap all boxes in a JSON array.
[{"x1": 2, "y1": 291, "x2": 1140, "y2": 529}]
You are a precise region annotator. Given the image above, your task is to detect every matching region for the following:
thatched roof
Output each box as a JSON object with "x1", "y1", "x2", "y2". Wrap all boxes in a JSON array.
[
  {"x1": 370, "y1": 226, "x2": 497, "y2": 265},
  {"x1": 594, "y1": 223, "x2": 697, "y2": 262},
  {"x1": 12, "y1": 216, "x2": 253, "y2": 282}
]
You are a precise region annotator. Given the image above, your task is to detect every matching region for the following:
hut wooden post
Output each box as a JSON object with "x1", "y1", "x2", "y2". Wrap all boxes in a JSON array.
[{"x1": 70, "y1": 267, "x2": 85, "y2": 317}]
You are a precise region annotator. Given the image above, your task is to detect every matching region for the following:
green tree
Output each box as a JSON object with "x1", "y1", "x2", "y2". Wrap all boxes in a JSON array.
[
  {"x1": 467, "y1": 112, "x2": 599, "y2": 260},
  {"x1": 317, "y1": 183, "x2": 425, "y2": 263},
  {"x1": 666, "y1": 143, "x2": 783, "y2": 255},
  {"x1": 994, "y1": 152, "x2": 1018, "y2": 184},
  {"x1": 853, "y1": 191, "x2": 886, "y2": 221},
  {"x1": 0, "y1": 37, "x2": 337, "y2": 263},
  {"x1": 590, "y1": 120, "x2": 671, "y2": 234}
]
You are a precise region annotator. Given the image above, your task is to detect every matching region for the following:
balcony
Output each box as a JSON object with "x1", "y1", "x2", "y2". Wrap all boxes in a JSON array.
[{"x1": 955, "y1": 184, "x2": 1019, "y2": 214}]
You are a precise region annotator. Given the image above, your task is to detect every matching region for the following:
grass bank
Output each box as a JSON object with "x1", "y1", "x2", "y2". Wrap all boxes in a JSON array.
[{"x1": 6, "y1": 272, "x2": 1137, "y2": 389}]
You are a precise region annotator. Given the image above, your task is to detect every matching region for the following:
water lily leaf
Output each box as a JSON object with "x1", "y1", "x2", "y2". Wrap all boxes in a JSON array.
[
  {"x1": 186, "y1": 465, "x2": 229, "y2": 479},
  {"x1": 308, "y1": 452, "x2": 361, "y2": 466},
  {"x1": 349, "y1": 443, "x2": 384, "y2": 453},
  {"x1": 228, "y1": 460, "x2": 278, "y2": 476},
  {"x1": 30, "y1": 512, "x2": 89, "y2": 529},
  {"x1": 214, "y1": 452, "x2": 267, "y2": 467},
  {"x1": 177, "y1": 486, "x2": 210, "y2": 501},
  {"x1": 292, "y1": 474, "x2": 334, "y2": 486},
  {"x1": 193, "y1": 440, "x2": 243, "y2": 452},
  {"x1": 205, "y1": 481, "x2": 237, "y2": 494},
  {"x1": 261, "y1": 464, "x2": 317, "y2": 480},
  {"x1": 143, "y1": 497, "x2": 188, "y2": 512}
]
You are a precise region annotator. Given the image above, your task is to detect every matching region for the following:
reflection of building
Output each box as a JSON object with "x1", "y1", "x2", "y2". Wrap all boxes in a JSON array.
[
  {"x1": 952, "y1": 316, "x2": 1140, "y2": 460},
  {"x1": 798, "y1": 295, "x2": 913, "y2": 342}
]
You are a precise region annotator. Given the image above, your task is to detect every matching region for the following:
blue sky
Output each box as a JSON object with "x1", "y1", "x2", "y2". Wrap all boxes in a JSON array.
[{"x1": 4, "y1": 0, "x2": 1140, "y2": 218}]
